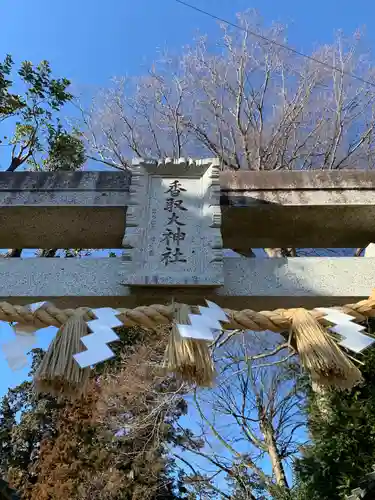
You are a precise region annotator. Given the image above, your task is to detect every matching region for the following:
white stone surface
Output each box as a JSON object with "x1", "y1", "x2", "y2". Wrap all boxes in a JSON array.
[
  {"x1": 122, "y1": 158, "x2": 223, "y2": 286},
  {"x1": 1, "y1": 257, "x2": 375, "y2": 310}
]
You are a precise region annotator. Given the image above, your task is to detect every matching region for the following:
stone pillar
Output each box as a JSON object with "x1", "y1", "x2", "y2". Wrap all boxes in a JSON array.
[{"x1": 365, "y1": 243, "x2": 375, "y2": 257}]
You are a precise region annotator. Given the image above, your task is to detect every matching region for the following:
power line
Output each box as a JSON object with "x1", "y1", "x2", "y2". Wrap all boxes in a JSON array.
[{"x1": 174, "y1": 0, "x2": 375, "y2": 89}]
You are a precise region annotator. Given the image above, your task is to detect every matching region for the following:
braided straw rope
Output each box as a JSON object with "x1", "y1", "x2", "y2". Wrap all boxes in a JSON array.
[{"x1": 2, "y1": 293, "x2": 375, "y2": 332}]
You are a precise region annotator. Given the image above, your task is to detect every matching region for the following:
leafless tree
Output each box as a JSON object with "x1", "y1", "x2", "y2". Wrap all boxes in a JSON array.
[
  {"x1": 173, "y1": 332, "x2": 305, "y2": 499},
  {"x1": 81, "y1": 10, "x2": 375, "y2": 258},
  {"x1": 83, "y1": 11, "x2": 375, "y2": 173}
]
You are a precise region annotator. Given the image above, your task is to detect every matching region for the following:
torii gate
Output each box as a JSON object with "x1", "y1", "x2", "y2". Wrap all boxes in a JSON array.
[
  {"x1": 1, "y1": 158, "x2": 375, "y2": 394},
  {"x1": 0, "y1": 158, "x2": 374, "y2": 310}
]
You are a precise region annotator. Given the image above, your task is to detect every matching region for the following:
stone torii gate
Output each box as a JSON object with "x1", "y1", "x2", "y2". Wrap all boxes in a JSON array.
[
  {"x1": 1, "y1": 158, "x2": 375, "y2": 392},
  {"x1": 0, "y1": 158, "x2": 374, "y2": 311}
]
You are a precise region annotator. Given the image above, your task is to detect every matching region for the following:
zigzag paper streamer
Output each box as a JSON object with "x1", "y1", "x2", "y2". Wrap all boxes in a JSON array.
[
  {"x1": 1, "y1": 301, "x2": 51, "y2": 371},
  {"x1": 177, "y1": 300, "x2": 229, "y2": 341},
  {"x1": 73, "y1": 308, "x2": 122, "y2": 368},
  {"x1": 316, "y1": 308, "x2": 375, "y2": 353},
  {"x1": 1, "y1": 332, "x2": 37, "y2": 370},
  {"x1": 26, "y1": 301, "x2": 51, "y2": 313}
]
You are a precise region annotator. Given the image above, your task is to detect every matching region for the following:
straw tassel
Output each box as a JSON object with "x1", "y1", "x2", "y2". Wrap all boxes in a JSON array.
[
  {"x1": 163, "y1": 303, "x2": 215, "y2": 386},
  {"x1": 33, "y1": 313, "x2": 91, "y2": 400},
  {"x1": 290, "y1": 308, "x2": 363, "y2": 390}
]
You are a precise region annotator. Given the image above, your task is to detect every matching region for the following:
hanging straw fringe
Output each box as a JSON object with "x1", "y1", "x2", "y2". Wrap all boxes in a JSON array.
[
  {"x1": 290, "y1": 308, "x2": 363, "y2": 390},
  {"x1": 33, "y1": 312, "x2": 91, "y2": 400},
  {"x1": 163, "y1": 303, "x2": 215, "y2": 386}
]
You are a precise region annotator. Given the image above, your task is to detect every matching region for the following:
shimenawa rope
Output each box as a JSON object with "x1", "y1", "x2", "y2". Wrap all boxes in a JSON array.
[
  {"x1": 7, "y1": 294, "x2": 375, "y2": 396},
  {"x1": 2, "y1": 294, "x2": 375, "y2": 332}
]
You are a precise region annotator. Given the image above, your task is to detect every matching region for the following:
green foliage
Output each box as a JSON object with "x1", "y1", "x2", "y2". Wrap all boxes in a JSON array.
[
  {"x1": 17, "y1": 60, "x2": 72, "y2": 111},
  {"x1": 0, "y1": 349, "x2": 63, "y2": 489},
  {"x1": 44, "y1": 124, "x2": 85, "y2": 171},
  {"x1": 0, "y1": 54, "x2": 85, "y2": 171},
  {"x1": 0, "y1": 55, "x2": 24, "y2": 116},
  {"x1": 226, "y1": 467, "x2": 269, "y2": 499},
  {"x1": 0, "y1": 336, "x2": 192, "y2": 499},
  {"x1": 294, "y1": 342, "x2": 375, "y2": 500}
]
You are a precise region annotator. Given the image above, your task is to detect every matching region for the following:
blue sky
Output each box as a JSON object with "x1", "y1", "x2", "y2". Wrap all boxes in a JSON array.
[
  {"x1": 0, "y1": 0, "x2": 372, "y2": 490},
  {"x1": 1, "y1": 0, "x2": 374, "y2": 87}
]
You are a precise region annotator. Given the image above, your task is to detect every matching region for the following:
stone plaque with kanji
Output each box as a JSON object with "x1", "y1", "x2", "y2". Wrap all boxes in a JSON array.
[{"x1": 121, "y1": 158, "x2": 223, "y2": 286}]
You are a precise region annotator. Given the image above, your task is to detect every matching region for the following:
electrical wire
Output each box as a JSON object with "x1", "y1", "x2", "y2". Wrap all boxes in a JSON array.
[{"x1": 174, "y1": 0, "x2": 375, "y2": 89}]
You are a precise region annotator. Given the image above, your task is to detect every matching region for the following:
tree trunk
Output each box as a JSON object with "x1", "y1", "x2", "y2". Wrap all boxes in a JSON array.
[
  {"x1": 232, "y1": 248, "x2": 295, "y2": 258},
  {"x1": 5, "y1": 249, "x2": 22, "y2": 257},
  {"x1": 233, "y1": 249, "x2": 256, "y2": 257},
  {"x1": 6, "y1": 249, "x2": 58, "y2": 258},
  {"x1": 39, "y1": 249, "x2": 58, "y2": 258},
  {"x1": 264, "y1": 248, "x2": 296, "y2": 257},
  {"x1": 6, "y1": 158, "x2": 23, "y2": 172},
  {"x1": 311, "y1": 382, "x2": 334, "y2": 423},
  {"x1": 261, "y1": 421, "x2": 289, "y2": 490}
]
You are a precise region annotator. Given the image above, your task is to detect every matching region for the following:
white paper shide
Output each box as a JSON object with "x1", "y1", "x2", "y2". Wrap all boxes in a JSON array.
[
  {"x1": 1, "y1": 301, "x2": 50, "y2": 371},
  {"x1": 73, "y1": 308, "x2": 122, "y2": 368},
  {"x1": 316, "y1": 308, "x2": 375, "y2": 353},
  {"x1": 177, "y1": 300, "x2": 229, "y2": 341}
]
